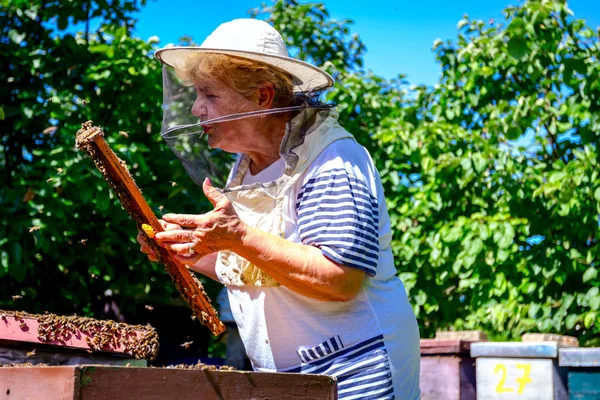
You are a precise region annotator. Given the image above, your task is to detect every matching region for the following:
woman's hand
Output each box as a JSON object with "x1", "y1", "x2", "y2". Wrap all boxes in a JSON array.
[
  {"x1": 154, "y1": 178, "x2": 246, "y2": 261},
  {"x1": 137, "y1": 219, "x2": 181, "y2": 262}
]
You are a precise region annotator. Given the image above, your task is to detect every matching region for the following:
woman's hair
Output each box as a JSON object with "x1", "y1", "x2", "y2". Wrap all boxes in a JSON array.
[{"x1": 177, "y1": 53, "x2": 295, "y2": 108}]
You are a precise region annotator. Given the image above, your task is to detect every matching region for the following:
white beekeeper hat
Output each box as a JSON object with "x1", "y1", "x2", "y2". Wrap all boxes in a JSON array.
[{"x1": 155, "y1": 18, "x2": 334, "y2": 93}]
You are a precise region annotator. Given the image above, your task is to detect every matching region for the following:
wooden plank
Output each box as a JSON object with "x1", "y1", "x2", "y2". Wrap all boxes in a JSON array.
[
  {"x1": 0, "y1": 366, "x2": 78, "y2": 400},
  {"x1": 75, "y1": 122, "x2": 225, "y2": 336},
  {"x1": 0, "y1": 366, "x2": 337, "y2": 400},
  {"x1": 476, "y1": 357, "x2": 567, "y2": 400},
  {"x1": 420, "y1": 356, "x2": 476, "y2": 400},
  {"x1": 0, "y1": 345, "x2": 146, "y2": 367},
  {"x1": 471, "y1": 342, "x2": 560, "y2": 358},
  {"x1": 559, "y1": 348, "x2": 600, "y2": 367},
  {"x1": 420, "y1": 339, "x2": 472, "y2": 355},
  {"x1": 435, "y1": 330, "x2": 488, "y2": 342},
  {"x1": 522, "y1": 334, "x2": 579, "y2": 348}
]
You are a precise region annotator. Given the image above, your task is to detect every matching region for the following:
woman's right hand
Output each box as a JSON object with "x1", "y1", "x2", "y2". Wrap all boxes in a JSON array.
[{"x1": 137, "y1": 220, "x2": 181, "y2": 262}]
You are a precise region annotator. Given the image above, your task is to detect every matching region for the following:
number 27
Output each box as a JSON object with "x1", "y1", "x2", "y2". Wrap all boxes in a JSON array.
[{"x1": 495, "y1": 363, "x2": 532, "y2": 394}]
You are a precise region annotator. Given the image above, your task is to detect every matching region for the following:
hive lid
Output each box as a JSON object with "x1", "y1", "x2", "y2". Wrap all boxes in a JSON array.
[
  {"x1": 420, "y1": 339, "x2": 474, "y2": 355},
  {"x1": 559, "y1": 348, "x2": 600, "y2": 367},
  {"x1": 471, "y1": 341, "x2": 562, "y2": 358}
]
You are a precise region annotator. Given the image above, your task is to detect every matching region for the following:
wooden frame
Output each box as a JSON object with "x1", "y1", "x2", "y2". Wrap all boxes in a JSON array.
[{"x1": 75, "y1": 122, "x2": 225, "y2": 336}]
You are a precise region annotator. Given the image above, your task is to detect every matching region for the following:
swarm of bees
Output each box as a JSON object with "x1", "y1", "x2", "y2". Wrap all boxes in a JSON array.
[
  {"x1": 0, "y1": 310, "x2": 159, "y2": 360},
  {"x1": 165, "y1": 362, "x2": 235, "y2": 371}
]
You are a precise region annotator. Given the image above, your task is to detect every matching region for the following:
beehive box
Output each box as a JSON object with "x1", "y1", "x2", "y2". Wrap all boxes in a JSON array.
[
  {"x1": 0, "y1": 310, "x2": 157, "y2": 367},
  {"x1": 420, "y1": 339, "x2": 477, "y2": 400},
  {"x1": 559, "y1": 348, "x2": 600, "y2": 400},
  {"x1": 471, "y1": 341, "x2": 570, "y2": 400},
  {"x1": 0, "y1": 365, "x2": 337, "y2": 400}
]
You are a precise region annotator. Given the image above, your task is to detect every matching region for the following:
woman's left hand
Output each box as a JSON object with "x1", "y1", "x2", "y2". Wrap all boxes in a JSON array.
[{"x1": 154, "y1": 178, "x2": 246, "y2": 259}]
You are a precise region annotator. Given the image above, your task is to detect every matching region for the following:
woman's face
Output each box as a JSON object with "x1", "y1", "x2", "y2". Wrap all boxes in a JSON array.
[{"x1": 191, "y1": 76, "x2": 261, "y2": 154}]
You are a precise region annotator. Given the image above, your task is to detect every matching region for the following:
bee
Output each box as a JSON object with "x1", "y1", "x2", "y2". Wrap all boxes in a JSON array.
[
  {"x1": 171, "y1": 181, "x2": 177, "y2": 187},
  {"x1": 43, "y1": 126, "x2": 57, "y2": 135},
  {"x1": 29, "y1": 226, "x2": 41, "y2": 232},
  {"x1": 82, "y1": 99, "x2": 89, "y2": 106},
  {"x1": 180, "y1": 341, "x2": 193, "y2": 350},
  {"x1": 26, "y1": 349, "x2": 37, "y2": 357},
  {"x1": 56, "y1": 168, "x2": 64, "y2": 174},
  {"x1": 144, "y1": 305, "x2": 154, "y2": 312},
  {"x1": 12, "y1": 295, "x2": 23, "y2": 301},
  {"x1": 79, "y1": 239, "x2": 88, "y2": 246},
  {"x1": 47, "y1": 178, "x2": 53, "y2": 183},
  {"x1": 119, "y1": 131, "x2": 129, "y2": 138},
  {"x1": 158, "y1": 205, "x2": 164, "y2": 212}
]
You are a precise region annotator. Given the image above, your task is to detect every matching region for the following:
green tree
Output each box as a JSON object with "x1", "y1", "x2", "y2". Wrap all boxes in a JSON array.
[
  {"x1": 2, "y1": 0, "x2": 599, "y2": 347},
  {"x1": 257, "y1": 0, "x2": 600, "y2": 344},
  {"x1": 0, "y1": 0, "x2": 220, "y2": 317}
]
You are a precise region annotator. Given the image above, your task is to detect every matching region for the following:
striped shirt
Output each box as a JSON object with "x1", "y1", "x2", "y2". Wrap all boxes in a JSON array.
[
  {"x1": 296, "y1": 168, "x2": 380, "y2": 276},
  {"x1": 233, "y1": 137, "x2": 420, "y2": 400}
]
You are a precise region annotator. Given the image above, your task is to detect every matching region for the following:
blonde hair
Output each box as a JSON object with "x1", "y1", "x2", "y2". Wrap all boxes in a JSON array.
[{"x1": 177, "y1": 53, "x2": 295, "y2": 108}]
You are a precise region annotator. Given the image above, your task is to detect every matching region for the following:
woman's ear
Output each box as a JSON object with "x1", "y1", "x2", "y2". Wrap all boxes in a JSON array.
[{"x1": 257, "y1": 82, "x2": 275, "y2": 108}]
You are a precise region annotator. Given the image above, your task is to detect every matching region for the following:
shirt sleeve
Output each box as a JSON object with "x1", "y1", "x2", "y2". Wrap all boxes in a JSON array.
[{"x1": 295, "y1": 166, "x2": 380, "y2": 276}]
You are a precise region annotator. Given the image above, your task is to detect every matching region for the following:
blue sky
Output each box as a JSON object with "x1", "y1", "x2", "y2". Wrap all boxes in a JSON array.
[{"x1": 132, "y1": 0, "x2": 600, "y2": 87}]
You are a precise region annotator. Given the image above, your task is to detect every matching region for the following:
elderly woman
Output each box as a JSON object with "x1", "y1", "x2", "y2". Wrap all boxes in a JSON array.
[{"x1": 140, "y1": 18, "x2": 420, "y2": 399}]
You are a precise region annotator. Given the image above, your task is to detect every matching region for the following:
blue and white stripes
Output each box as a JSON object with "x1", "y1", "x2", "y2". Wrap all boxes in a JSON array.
[
  {"x1": 298, "y1": 335, "x2": 344, "y2": 363},
  {"x1": 285, "y1": 334, "x2": 395, "y2": 399},
  {"x1": 296, "y1": 168, "x2": 380, "y2": 276}
]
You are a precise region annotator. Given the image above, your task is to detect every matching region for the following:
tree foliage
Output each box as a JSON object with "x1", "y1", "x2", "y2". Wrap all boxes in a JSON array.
[
  {"x1": 1, "y1": 0, "x2": 599, "y2": 345},
  {"x1": 0, "y1": 0, "x2": 217, "y2": 316},
  {"x1": 257, "y1": 0, "x2": 600, "y2": 344}
]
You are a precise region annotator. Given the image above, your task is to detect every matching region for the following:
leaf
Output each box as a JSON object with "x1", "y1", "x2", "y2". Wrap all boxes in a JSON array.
[
  {"x1": 0, "y1": 107, "x2": 4, "y2": 120},
  {"x1": 584, "y1": 312, "x2": 597, "y2": 328},
  {"x1": 472, "y1": 153, "x2": 488, "y2": 174},
  {"x1": 583, "y1": 267, "x2": 597, "y2": 283},
  {"x1": 497, "y1": 224, "x2": 515, "y2": 249},
  {"x1": 565, "y1": 314, "x2": 578, "y2": 330},
  {"x1": 0, "y1": 251, "x2": 8, "y2": 278},
  {"x1": 507, "y1": 36, "x2": 529, "y2": 60},
  {"x1": 594, "y1": 187, "x2": 600, "y2": 202}
]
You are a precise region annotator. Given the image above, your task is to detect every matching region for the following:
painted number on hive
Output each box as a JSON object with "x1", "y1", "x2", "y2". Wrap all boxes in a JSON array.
[{"x1": 494, "y1": 363, "x2": 532, "y2": 394}]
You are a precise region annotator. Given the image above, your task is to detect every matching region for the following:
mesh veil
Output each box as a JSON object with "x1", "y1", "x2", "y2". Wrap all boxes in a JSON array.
[{"x1": 159, "y1": 65, "x2": 330, "y2": 189}]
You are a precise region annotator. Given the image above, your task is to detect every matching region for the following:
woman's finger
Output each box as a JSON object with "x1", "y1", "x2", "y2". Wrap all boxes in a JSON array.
[
  {"x1": 159, "y1": 219, "x2": 181, "y2": 231},
  {"x1": 162, "y1": 213, "x2": 203, "y2": 228},
  {"x1": 161, "y1": 242, "x2": 196, "y2": 254},
  {"x1": 154, "y1": 229, "x2": 195, "y2": 242},
  {"x1": 173, "y1": 253, "x2": 202, "y2": 266}
]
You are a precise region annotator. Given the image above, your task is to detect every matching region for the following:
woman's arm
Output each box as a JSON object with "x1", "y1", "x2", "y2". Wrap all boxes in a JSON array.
[
  {"x1": 155, "y1": 178, "x2": 365, "y2": 302},
  {"x1": 234, "y1": 225, "x2": 365, "y2": 302}
]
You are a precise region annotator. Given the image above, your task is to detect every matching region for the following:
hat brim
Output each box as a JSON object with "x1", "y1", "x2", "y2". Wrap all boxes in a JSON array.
[{"x1": 155, "y1": 47, "x2": 334, "y2": 93}]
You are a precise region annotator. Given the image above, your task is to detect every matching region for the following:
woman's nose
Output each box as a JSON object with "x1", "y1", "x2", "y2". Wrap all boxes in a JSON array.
[{"x1": 191, "y1": 97, "x2": 207, "y2": 119}]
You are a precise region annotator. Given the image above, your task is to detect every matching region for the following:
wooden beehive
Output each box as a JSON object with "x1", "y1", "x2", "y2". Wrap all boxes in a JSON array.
[
  {"x1": 420, "y1": 339, "x2": 477, "y2": 400},
  {"x1": 471, "y1": 341, "x2": 572, "y2": 400},
  {"x1": 0, "y1": 310, "x2": 157, "y2": 366},
  {"x1": 559, "y1": 347, "x2": 600, "y2": 400},
  {"x1": 0, "y1": 365, "x2": 337, "y2": 400}
]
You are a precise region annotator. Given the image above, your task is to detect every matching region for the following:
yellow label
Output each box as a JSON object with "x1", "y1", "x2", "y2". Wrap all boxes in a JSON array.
[{"x1": 494, "y1": 362, "x2": 533, "y2": 395}]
